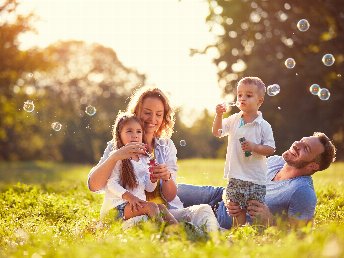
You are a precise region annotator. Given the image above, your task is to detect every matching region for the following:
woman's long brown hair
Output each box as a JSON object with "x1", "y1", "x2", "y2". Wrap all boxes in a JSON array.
[{"x1": 112, "y1": 112, "x2": 145, "y2": 190}]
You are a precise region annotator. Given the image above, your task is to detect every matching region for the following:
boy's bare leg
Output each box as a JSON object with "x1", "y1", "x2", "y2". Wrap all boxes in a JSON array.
[{"x1": 157, "y1": 204, "x2": 178, "y2": 225}]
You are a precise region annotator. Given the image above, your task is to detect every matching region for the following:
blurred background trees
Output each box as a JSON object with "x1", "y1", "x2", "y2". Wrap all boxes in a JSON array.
[
  {"x1": 0, "y1": 0, "x2": 145, "y2": 162},
  {"x1": 1, "y1": 0, "x2": 343, "y2": 162},
  {"x1": 0, "y1": 0, "x2": 50, "y2": 160}
]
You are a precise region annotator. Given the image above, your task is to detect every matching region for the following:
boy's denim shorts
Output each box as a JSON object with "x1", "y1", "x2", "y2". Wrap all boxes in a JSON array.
[
  {"x1": 225, "y1": 178, "x2": 266, "y2": 209},
  {"x1": 115, "y1": 202, "x2": 127, "y2": 220}
]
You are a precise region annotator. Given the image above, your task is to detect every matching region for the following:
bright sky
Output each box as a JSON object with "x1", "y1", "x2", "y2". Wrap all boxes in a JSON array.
[{"x1": 19, "y1": 0, "x2": 224, "y2": 125}]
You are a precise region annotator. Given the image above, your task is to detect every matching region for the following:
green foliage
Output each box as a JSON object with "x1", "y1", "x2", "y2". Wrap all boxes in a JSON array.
[
  {"x1": 0, "y1": 1, "x2": 146, "y2": 163},
  {"x1": 1, "y1": 160, "x2": 344, "y2": 257},
  {"x1": 33, "y1": 40, "x2": 145, "y2": 163},
  {"x1": 0, "y1": 0, "x2": 51, "y2": 160},
  {"x1": 173, "y1": 110, "x2": 224, "y2": 159}
]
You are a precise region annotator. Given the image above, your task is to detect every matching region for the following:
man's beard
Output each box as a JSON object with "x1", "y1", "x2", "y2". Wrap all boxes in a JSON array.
[
  {"x1": 282, "y1": 151, "x2": 310, "y2": 169},
  {"x1": 288, "y1": 160, "x2": 310, "y2": 169}
]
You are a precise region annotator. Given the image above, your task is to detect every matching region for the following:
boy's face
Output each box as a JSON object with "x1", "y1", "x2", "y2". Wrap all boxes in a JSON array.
[{"x1": 236, "y1": 83, "x2": 264, "y2": 113}]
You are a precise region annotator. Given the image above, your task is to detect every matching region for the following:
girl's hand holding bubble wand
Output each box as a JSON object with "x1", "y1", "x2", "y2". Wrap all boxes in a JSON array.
[{"x1": 145, "y1": 148, "x2": 158, "y2": 182}]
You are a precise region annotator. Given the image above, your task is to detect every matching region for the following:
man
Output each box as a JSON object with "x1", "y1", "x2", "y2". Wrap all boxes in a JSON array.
[{"x1": 177, "y1": 132, "x2": 336, "y2": 229}]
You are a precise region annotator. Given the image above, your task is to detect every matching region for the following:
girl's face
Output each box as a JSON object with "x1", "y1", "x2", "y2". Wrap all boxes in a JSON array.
[
  {"x1": 120, "y1": 120, "x2": 143, "y2": 145},
  {"x1": 236, "y1": 83, "x2": 263, "y2": 113},
  {"x1": 139, "y1": 97, "x2": 164, "y2": 135}
]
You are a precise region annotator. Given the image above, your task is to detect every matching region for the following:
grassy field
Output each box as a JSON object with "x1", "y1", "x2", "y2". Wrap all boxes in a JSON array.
[{"x1": 1, "y1": 159, "x2": 344, "y2": 258}]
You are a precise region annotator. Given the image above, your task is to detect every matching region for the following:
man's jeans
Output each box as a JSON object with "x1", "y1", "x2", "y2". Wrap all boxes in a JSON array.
[{"x1": 177, "y1": 184, "x2": 233, "y2": 229}]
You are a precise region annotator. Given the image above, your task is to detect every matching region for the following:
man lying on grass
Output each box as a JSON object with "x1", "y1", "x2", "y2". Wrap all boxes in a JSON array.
[{"x1": 177, "y1": 132, "x2": 336, "y2": 229}]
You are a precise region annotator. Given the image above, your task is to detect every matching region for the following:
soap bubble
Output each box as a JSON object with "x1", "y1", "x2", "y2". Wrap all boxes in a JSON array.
[
  {"x1": 322, "y1": 54, "x2": 335, "y2": 66},
  {"x1": 297, "y1": 19, "x2": 310, "y2": 32},
  {"x1": 225, "y1": 101, "x2": 238, "y2": 110},
  {"x1": 309, "y1": 84, "x2": 320, "y2": 95},
  {"x1": 318, "y1": 88, "x2": 330, "y2": 101},
  {"x1": 85, "y1": 105, "x2": 96, "y2": 116},
  {"x1": 23, "y1": 100, "x2": 35, "y2": 113},
  {"x1": 51, "y1": 122, "x2": 62, "y2": 131},
  {"x1": 267, "y1": 84, "x2": 280, "y2": 96},
  {"x1": 180, "y1": 140, "x2": 186, "y2": 147},
  {"x1": 285, "y1": 58, "x2": 296, "y2": 69}
]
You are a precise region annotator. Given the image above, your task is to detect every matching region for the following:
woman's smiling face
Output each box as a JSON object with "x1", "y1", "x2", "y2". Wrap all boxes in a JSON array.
[{"x1": 139, "y1": 97, "x2": 164, "y2": 135}]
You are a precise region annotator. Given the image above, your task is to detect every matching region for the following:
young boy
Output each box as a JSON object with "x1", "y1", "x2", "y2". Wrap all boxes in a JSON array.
[{"x1": 212, "y1": 77, "x2": 275, "y2": 226}]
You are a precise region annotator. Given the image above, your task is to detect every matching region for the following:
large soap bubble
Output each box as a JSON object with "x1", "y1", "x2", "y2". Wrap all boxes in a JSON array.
[
  {"x1": 297, "y1": 19, "x2": 310, "y2": 32},
  {"x1": 309, "y1": 84, "x2": 321, "y2": 95},
  {"x1": 267, "y1": 84, "x2": 280, "y2": 96},
  {"x1": 85, "y1": 105, "x2": 97, "y2": 116},
  {"x1": 51, "y1": 122, "x2": 62, "y2": 131},
  {"x1": 318, "y1": 88, "x2": 330, "y2": 101},
  {"x1": 285, "y1": 58, "x2": 296, "y2": 69},
  {"x1": 322, "y1": 54, "x2": 335, "y2": 66},
  {"x1": 23, "y1": 100, "x2": 35, "y2": 113}
]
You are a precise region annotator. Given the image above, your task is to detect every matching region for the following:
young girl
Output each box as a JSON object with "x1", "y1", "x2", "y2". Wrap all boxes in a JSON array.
[{"x1": 101, "y1": 112, "x2": 178, "y2": 224}]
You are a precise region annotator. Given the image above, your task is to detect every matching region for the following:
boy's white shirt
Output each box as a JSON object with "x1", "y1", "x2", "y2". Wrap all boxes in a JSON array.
[
  {"x1": 100, "y1": 155, "x2": 157, "y2": 218},
  {"x1": 220, "y1": 111, "x2": 275, "y2": 185}
]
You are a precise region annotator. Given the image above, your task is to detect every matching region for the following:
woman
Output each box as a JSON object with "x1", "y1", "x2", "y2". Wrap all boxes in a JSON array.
[{"x1": 88, "y1": 86, "x2": 219, "y2": 232}]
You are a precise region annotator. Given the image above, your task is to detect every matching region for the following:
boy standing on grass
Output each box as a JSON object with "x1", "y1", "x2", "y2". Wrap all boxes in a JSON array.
[{"x1": 212, "y1": 76, "x2": 275, "y2": 226}]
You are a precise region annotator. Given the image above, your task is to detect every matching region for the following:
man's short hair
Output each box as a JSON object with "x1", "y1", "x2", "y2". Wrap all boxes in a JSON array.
[
  {"x1": 313, "y1": 132, "x2": 336, "y2": 171},
  {"x1": 237, "y1": 77, "x2": 266, "y2": 97}
]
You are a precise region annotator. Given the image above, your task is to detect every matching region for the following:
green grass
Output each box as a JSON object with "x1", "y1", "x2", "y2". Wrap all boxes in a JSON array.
[{"x1": 1, "y1": 160, "x2": 344, "y2": 258}]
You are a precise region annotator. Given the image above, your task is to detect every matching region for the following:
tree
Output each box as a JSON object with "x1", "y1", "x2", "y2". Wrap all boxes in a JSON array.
[
  {"x1": 173, "y1": 109, "x2": 223, "y2": 159},
  {"x1": 0, "y1": 0, "x2": 50, "y2": 160},
  {"x1": 203, "y1": 0, "x2": 344, "y2": 159},
  {"x1": 0, "y1": 0, "x2": 146, "y2": 162},
  {"x1": 36, "y1": 41, "x2": 146, "y2": 162}
]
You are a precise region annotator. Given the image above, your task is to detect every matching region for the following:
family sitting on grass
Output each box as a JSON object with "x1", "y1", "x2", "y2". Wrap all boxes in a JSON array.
[{"x1": 88, "y1": 77, "x2": 336, "y2": 231}]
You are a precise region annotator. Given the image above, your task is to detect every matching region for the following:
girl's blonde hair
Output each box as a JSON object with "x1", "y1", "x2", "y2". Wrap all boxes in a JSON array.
[
  {"x1": 112, "y1": 112, "x2": 144, "y2": 190},
  {"x1": 126, "y1": 86, "x2": 175, "y2": 138}
]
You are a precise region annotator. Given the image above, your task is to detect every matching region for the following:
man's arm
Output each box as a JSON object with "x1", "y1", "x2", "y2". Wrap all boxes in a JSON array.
[
  {"x1": 247, "y1": 185, "x2": 316, "y2": 228},
  {"x1": 247, "y1": 200, "x2": 275, "y2": 226},
  {"x1": 246, "y1": 201, "x2": 314, "y2": 228},
  {"x1": 287, "y1": 186, "x2": 317, "y2": 228}
]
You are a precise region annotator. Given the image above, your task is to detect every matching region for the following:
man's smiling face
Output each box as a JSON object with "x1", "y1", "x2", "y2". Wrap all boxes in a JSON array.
[{"x1": 282, "y1": 136, "x2": 325, "y2": 169}]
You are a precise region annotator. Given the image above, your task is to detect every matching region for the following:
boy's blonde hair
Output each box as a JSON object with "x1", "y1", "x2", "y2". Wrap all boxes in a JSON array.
[
  {"x1": 126, "y1": 86, "x2": 175, "y2": 138},
  {"x1": 237, "y1": 77, "x2": 266, "y2": 97}
]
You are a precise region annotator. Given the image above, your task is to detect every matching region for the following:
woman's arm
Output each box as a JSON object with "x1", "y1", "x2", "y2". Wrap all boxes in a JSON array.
[
  {"x1": 151, "y1": 139, "x2": 178, "y2": 202},
  {"x1": 89, "y1": 150, "x2": 121, "y2": 192},
  {"x1": 161, "y1": 174, "x2": 177, "y2": 202},
  {"x1": 88, "y1": 142, "x2": 146, "y2": 192}
]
